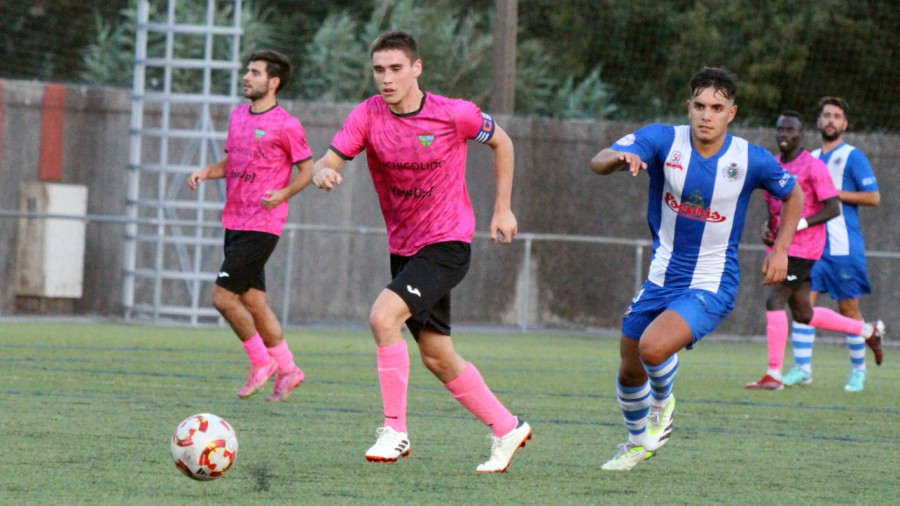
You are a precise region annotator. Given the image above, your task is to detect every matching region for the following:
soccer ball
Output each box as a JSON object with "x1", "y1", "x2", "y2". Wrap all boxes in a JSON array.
[{"x1": 170, "y1": 413, "x2": 239, "y2": 481}]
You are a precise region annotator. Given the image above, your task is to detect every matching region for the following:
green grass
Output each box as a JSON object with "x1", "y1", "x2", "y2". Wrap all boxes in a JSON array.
[{"x1": 1, "y1": 321, "x2": 897, "y2": 505}]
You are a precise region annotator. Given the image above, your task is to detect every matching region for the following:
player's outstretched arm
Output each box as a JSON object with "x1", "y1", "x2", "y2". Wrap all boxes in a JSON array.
[
  {"x1": 591, "y1": 148, "x2": 646, "y2": 176},
  {"x1": 486, "y1": 124, "x2": 517, "y2": 244},
  {"x1": 311, "y1": 149, "x2": 347, "y2": 192},
  {"x1": 261, "y1": 158, "x2": 314, "y2": 210},
  {"x1": 187, "y1": 157, "x2": 227, "y2": 190},
  {"x1": 762, "y1": 184, "x2": 804, "y2": 285}
]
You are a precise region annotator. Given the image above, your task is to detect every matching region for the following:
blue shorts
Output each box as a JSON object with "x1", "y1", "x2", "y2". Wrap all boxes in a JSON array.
[
  {"x1": 622, "y1": 281, "x2": 734, "y2": 349},
  {"x1": 810, "y1": 255, "x2": 871, "y2": 301}
]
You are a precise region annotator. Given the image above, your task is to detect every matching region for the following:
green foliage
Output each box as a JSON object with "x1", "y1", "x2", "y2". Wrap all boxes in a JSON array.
[
  {"x1": 80, "y1": 0, "x2": 288, "y2": 94},
  {"x1": 296, "y1": 0, "x2": 496, "y2": 105},
  {"x1": 1, "y1": 322, "x2": 899, "y2": 504},
  {"x1": 296, "y1": 0, "x2": 615, "y2": 118},
  {"x1": 519, "y1": 0, "x2": 900, "y2": 130},
  {"x1": 4, "y1": 0, "x2": 896, "y2": 128}
]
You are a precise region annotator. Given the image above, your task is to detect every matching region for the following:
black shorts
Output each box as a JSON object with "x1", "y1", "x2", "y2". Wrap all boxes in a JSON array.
[
  {"x1": 215, "y1": 229, "x2": 279, "y2": 295},
  {"x1": 387, "y1": 241, "x2": 471, "y2": 339},
  {"x1": 783, "y1": 256, "x2": 816, "y2": 290}
]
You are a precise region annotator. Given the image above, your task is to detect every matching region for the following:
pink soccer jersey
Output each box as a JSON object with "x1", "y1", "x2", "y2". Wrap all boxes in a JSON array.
[
  {"x1": 330, "y1": 93, "x2": 496, "y2": 256},
  {"x1": 766, "y1": 150, "x2": 839, "y2": 260},
  {"x1": 222, "y1": 104, "x2": 312, "y2": 235}
]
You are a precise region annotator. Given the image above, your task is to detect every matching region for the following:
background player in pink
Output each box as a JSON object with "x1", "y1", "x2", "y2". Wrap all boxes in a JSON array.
[
  {"x1": 188, "y1": 50, "x2": 313, "y2": 402},
  {"x1": 311, "y1": 31, "x2": 531, "y2": 473},
  {"x1": 744, "y1": 111, "x2": 882, "y2": 391}
]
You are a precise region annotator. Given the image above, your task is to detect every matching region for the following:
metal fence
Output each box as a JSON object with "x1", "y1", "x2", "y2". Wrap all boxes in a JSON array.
[{"x1": 3, "y1": 209, "x2": 899, "y2": 333}]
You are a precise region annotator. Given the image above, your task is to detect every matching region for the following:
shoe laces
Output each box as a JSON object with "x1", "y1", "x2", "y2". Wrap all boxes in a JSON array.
[
  {"x1": 614, "y1": 442, "x2": 640, "y2": 458},
  {"x1": 485, "y1": 433, "x2": 503, "y2": 453},
  {"x1": 648, "y1": 404, "x2": 665, "y2": 428}
]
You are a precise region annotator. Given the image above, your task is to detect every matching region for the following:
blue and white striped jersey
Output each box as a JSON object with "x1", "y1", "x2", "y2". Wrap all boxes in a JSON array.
[
  {"x1": 810, "y1": 143, "x2": 878, "y2": 258},
  {"x1": 613, "y1": 124, "x2": 796, "y2": 299}
]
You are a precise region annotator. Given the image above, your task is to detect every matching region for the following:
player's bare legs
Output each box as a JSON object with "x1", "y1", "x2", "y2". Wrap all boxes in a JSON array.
[
  {"x1": 417, "y1": 329, "x2": 467, "y2": 383},
  {"x1": 240, "y1": 288, "x2": 283, "y2": 347},
  {"x1": 213, "y1": 285, "x2": 257, "y2": 341},
  {"x1": 213, "y1": 285, "x2": 289, "y2": 399},
  {"x1": 369, "y1": 289, "x2": 411, "y2": 347},
  {"x1": 639, "y1": 311, "x2": 692, "y2": 367}
]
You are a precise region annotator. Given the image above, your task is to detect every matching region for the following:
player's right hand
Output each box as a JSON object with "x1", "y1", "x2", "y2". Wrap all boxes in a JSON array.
[
  {"x1": 187, "y1": 170, "x2": 205, "y2": 191},
  {"x1": 618, "y1": 152, "x2": 647, "y2": 176},
  {"x1": 312, "y1": 168, "x2": 342, "y2": 191}
]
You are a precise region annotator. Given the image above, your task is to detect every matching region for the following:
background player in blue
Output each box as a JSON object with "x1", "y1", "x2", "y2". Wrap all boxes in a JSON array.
[
  {"x1": 784, "y1": 97, "x2": 884, "y2": 393},
  {"x1": 590, "y1": 67, "x2": 804, "y2": 471}
]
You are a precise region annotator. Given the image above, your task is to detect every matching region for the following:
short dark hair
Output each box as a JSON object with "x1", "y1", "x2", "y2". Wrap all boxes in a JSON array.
[
  {"x1": 370, "y1": 31, "x2": 419, "y2": 62},
  {"x1": 689, "y1": 67, "x2": 738, "y2": 101},
  {"x1": 779, "y1": 110, "x2": 804, "y2": 125},
  {"x1": 817, "y1": 96, "x2": 849, "y2": 118},
  {"x1": 248, "y1": 50, "x2": 292, "y2": 92}
]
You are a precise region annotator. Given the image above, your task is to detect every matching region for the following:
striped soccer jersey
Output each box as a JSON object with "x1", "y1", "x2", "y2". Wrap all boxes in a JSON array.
[
  {"x1": 613, "y1": 124, "x2": 796, "y2": 299},
  {"x1": 810, "y1": 143, "x2": 878, "y2": 258}
]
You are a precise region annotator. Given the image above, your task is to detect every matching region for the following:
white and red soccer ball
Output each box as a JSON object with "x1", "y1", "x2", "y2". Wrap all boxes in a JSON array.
[{"x1": 170, "y1": 413, "x2": 238, "y2": 481}]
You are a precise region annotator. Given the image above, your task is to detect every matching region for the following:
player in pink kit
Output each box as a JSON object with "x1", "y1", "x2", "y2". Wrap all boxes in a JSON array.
[
  {"x1": 188, "y1": 50, "x2": 313, "y2": 402},
  {"x1": 312, "y1": 31, "x2": 531, "y2": 473},
  {"x1": 746, "y1": 111, "x2": 884, "y2": 391}
]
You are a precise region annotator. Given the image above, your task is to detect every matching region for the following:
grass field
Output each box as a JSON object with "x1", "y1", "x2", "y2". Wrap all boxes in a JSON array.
[{"x1": 1, "y1": 321, "x2": 897, "y2": 505}]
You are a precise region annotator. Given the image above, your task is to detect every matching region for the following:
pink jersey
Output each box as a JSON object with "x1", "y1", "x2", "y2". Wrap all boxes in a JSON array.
[
  {"x1": 331, "y1": 93, "x2": 496, "y2": 256},
  {"x1": 222, "y1": 104, "x2": 312, "y2": 235},
  {"x1": 765, "y1": 150, "x2": 838, "y2": 259}
]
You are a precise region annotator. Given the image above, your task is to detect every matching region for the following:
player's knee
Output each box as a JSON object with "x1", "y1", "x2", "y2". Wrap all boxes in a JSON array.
[
  {"x1": 368, "y1": 307, "x2": 397, "y2": 335},
  {"x1": 212, "y1": 289, "x2": 239, "y2": 315},
  {"x1": 638, "y1": 341, "x2": 670, "y2": 368},
  {"x1": 791, "y1": 309, "x2": 813, "y2": 324}
]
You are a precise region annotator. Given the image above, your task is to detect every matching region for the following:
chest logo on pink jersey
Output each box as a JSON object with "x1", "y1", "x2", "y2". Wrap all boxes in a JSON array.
[
  {"x1": 665, "y1": 151, "x2": 684, "y2": 170},
  {"x1": 255, "y1": 129, "x2": 266, "y2": 138},
  {"x1": 665, "y1": 191, "x2": 726, "y2": 223},
  {"x1": 418, "y1": 130, "x2": 435, "y2": 147}
]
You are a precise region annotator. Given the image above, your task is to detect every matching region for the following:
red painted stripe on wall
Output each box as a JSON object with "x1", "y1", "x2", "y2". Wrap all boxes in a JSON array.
[{"x1": 38, "y1": 83, "x2": 67, "y2": 182}]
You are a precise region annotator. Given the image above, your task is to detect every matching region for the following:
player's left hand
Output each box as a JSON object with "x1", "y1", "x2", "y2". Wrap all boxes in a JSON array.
[
  {"x1": 491, "y1": 209, "x2": 517, "y2": 244},
  {"x1": 261, "y1": 189, "x2": 287, "y2": 210}
]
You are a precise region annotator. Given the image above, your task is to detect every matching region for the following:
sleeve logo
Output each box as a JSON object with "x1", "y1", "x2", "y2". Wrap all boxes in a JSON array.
[{"x1": 615, "y1": 133, "x2": 636, "y2": 146}]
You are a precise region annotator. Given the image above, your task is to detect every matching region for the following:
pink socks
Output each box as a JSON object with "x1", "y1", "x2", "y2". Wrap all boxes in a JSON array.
[
  {"x1": 810, "y1": 307, "x2": 864, "y2": 336},
  {"x1": 445, "y1": 362, "x2": 517, "y2": 437},
  {"x1": 242, "y1": 333, "x2": 270, "y2": 367},
  {"x1": 268, "y1": 339, "x2": 300, "y2": 374},
  {"x1": 377, "y1": 341, "x2": 410, "y2": 433},
  {"x1": 766, "y1": 310, "x2": 789, "y2": 376}
]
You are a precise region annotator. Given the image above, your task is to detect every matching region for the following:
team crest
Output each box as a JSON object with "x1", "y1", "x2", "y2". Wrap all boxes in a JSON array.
[
  {"x1": 255, "y1": 129, "x2": 266, "y2": 138},
  {"x1": 418, "y1": 131, "x2": 435, "y2": 147},
  {"x1": 721, "y1": 162, "x2": 743, "y2": 181}
]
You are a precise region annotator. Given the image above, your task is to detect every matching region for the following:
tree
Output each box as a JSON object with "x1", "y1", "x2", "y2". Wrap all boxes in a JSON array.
[{"x1": 295, "y1": 0, "x2": 616, "y2": 119}]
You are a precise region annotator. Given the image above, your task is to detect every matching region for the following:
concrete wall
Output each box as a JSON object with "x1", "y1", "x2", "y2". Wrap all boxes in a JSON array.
[{"x1": 1, "y1": 78, "x2": 897, "y2": 335}]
